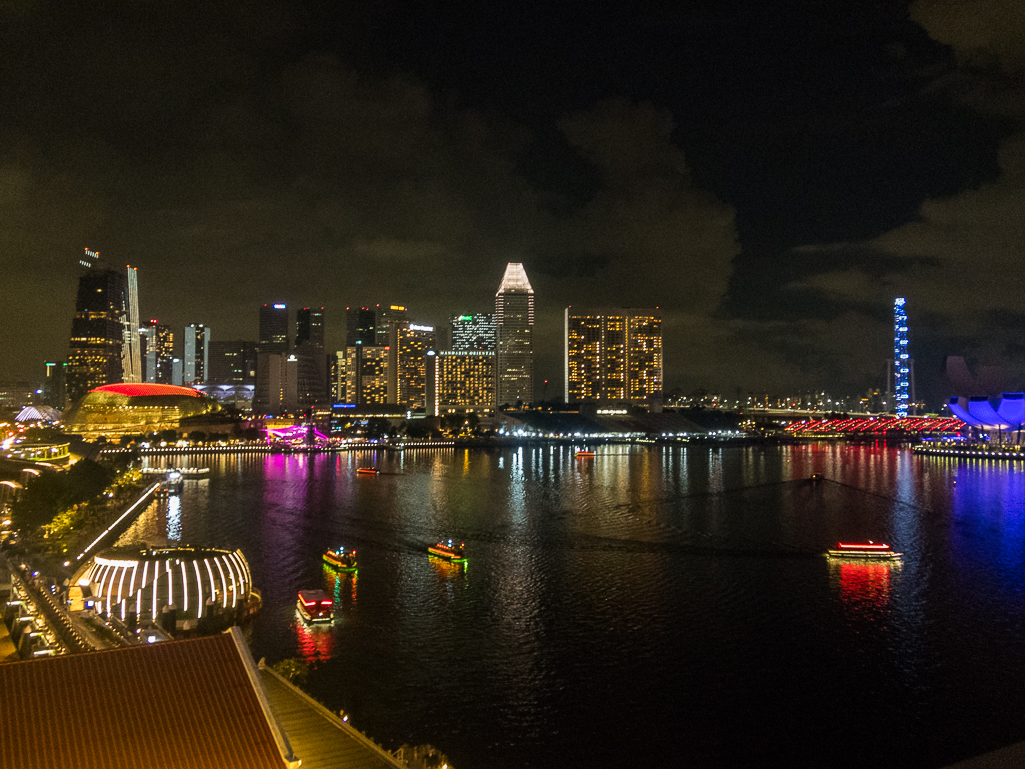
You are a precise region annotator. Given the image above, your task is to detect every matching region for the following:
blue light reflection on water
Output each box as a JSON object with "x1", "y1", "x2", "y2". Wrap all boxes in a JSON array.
[{"x1": 129, "y1": 445, "x2": 1025, "y2": 768}]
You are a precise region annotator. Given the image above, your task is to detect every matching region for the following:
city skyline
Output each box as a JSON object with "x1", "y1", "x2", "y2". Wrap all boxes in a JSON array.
[{"x1": 0, "y1": 2, "x2": 1023, "y2": 408}]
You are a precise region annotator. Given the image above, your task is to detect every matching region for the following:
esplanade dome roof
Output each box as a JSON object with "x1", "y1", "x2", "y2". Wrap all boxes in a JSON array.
[{"x1": 63, "y1": 382, "x2": 219, "y2": 436}]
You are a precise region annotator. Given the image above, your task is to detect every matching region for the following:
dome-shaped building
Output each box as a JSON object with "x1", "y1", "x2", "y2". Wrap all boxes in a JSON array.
[
  {"x1": 948, "y1": 394, "x2": 1025, "y2": 430},
  {"x1": 78, "y1": 545, "x2": 255, "y2": 626},
  {"x1": 62, "y1": 383, "x2": 220, "y2": 439}
]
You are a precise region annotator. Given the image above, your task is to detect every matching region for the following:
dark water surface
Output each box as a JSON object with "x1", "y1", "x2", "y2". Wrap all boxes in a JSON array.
[{"x1": 125, "y1": 444, "x2": 1025, "y2": 768}]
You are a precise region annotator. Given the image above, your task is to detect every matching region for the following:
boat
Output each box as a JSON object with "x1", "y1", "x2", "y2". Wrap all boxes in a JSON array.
[
  {"x1": 575, "y1": 450, "x2": 595, "y2": 458},
  {"x1": 323, "y1": 547, "x2": 358, "y2": 571},
  {"x1": 356, "y1": 467, "x2": 379, "y2": 476},
  {"x1": 428, "y1": 539, "x2": 466, "y2": 562},
  {"x1": 826, "y1": 541, "x2": 902, "y2": 560},
  {"x1": 296, "y1": 589, "x2": 333, "y2": 623}
]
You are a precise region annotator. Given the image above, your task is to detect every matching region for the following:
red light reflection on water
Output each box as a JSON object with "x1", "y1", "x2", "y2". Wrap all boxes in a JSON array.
[
  {"x1": 837, "y1": 562, "x2": 892, "y2": 616},
  {"x1": 294, "y1": 615, "x2": 334, "y2": 661}
]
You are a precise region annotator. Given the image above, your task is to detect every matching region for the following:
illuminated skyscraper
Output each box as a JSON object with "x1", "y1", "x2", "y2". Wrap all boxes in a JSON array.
[
  {"x1": 894, "y1": 297, "x2": 910, "y2": 418},
  {"x1": 122, "y1": 266, "x2": 141, "y2": 383},
  {"x1": 139, "y1": 324, "x2": 156, "y2": 383},
  {"x1": 389, "y1": 322, "x2": 436, "y2": 408},
  {"x1": 450, "y1": 313, "x2": 496, "y2": 351},
  {"x1": 208, "y1": 341, "x2": 257, "y2": 385},
  {"x1": 495, "y1": 263, "x2": 534, "y2": 407},
  {"x1": 427, "y1": 350, "x2": 495, "y2": 416},
  {"x1": 258, "y1": 303, "x2": 289, "y2": 354},
  {"x1": 43, "y1": 361, "x2": 66, "y2": 409},
  {"x1": 183, "y1": 323, "x2": 210, "y2": 385},
  {"x1": 565, "y1": 308, "x2": 663, "y2": 405},
  {"x1": 345, "y1": 345, "x2": 390, "y2": 406},
  {"x1": 375, "y1": 304, "x2": 408, "y2": 347},
  {"x1": 67, "y1": 249, "x2": 127, "y2": 402},
  {"x1": 154, "y1": 323, "x2": 175, "y2": 384}
]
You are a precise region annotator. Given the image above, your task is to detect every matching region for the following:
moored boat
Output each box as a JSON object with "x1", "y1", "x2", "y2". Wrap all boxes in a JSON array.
[
  {"x1": 297, "y1": 589, "x2": 333, "y2": 623},
  {"x1": 428, "y1": 539, "x2": 466, "y2": 562},
  {"x1": 826, "y1": 541, "x2": 902, "y2": 560},
  {"x1": 323, "y1": 547, "x2": 358, "y2": 571}
]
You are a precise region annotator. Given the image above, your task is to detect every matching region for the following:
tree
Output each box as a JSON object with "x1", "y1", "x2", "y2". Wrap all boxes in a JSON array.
[
  {"x1": 272, "y1": 658, "x2": 309, "y2": 687},
  {"x1": 364, "y1": 418, "x2": 390, "y2": 441}
]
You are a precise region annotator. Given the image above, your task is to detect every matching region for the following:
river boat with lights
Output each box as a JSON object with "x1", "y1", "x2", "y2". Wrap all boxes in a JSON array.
[
  {"x1": 428, "y1": 540, "x2": 466, "y2": 562},
  {"x1": 826, "y1": 542, "x2": 902, "y2": 560},
  {"x1": 356, "y1": 467, "x2": 379, "y2": 476},
  {"x1": 323, "y1": 547, "x2": 358, "y2": 571},
  {"x1": 297, "y1": 589, "x2": 333, "y2": 623},
  {"x1": 575, "y1": 451, "x2": 595, "y2": 458}
]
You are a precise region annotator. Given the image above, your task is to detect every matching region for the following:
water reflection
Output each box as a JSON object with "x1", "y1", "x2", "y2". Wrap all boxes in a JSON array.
[
  {"x1": 293, "y1": 613, "x2": 335, "y2": 662},
  {"x1": 832, "y1": 561, "x2": 896, "y2": 622}
]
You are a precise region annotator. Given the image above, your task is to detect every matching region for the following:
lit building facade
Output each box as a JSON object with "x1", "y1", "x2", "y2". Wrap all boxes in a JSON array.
[
  {"x1": 345, "y1": 345, "x2": 390, "y2": 406},
  {"x1": 207, "y1": 341, "x2": 257, "y2": 385},
  {"x1": 122, "y1": 266, "x2": 141, "y2": 383},
  {"x1": 296, "y1": 307, "x2": 328, "y2": 410},
  {"x1": 375, "y1": 304, "x2": 408, "y2": 347},
  {"x1": 62, "y1": 382, "x2": 219, "y2": 438},
  {"x1": 564, "y1": 307, "x2": 662, "y2": 405},
  {"x1": 389, "y1": 323, "x2": 436, "y2": 409},
  {"x1": 252, "y1": 352, "x2": 298, "y2": 416},
  {"x1": 450, "y1": 313, "x2": 496, "y2": 351},
  {"x1": 894, "y1": 297, "x2": 910, "y2": 418},
  {"x1": 67, "y1": 249, "x2": 127, "y2": 402},
  {"x1": 141, "y1": 320, "x2": 176, "y2": 384},
  {"x1": 427, "y1": 350, "x2": 495, "y2": 416},
  {"x1": 258, "y1": 303, "x2": 289, "y2": 354},
  {"x1": 495, "y1": 263, "x2": 534, "y2": 407},
  {"x1": 183, "y1": 323, "x2": 210, "y2": 385}
]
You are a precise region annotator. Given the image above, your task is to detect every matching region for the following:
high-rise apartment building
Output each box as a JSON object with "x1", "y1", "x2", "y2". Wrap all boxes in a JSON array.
[
  {"x1": 389, "y1": 323, "x2": 436, "y2": 409},
  {"x1": 345, "y1": 345, "x2": 390, "y2": 406},
  {"x1": 252, "y1": 352, "x2": 298, "y2": 416},
  {"x1": 427, "y1": 350, "x2": 495, "y2": 416},
  {"x1": 258, "y1": 303, "x2": 289, "y2": 354},
  {"x1": 564, "y1": 308, "x2": 662, "y2": 405},
  {"x1": 67, "y1": 249, "x2": 127, "y2": 402},
  {"x1": 495, "y1": 263, "x2": 534, "y2": 407},
  {"x1": 450, "y1": 313, "x2": 496, "y2": 352},
  {"x1": 155, "y1": 323, "x2": 175, "y2": 384}
]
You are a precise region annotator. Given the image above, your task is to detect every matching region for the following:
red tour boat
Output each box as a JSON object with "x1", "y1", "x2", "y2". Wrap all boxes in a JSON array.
[
  {"x1": 826, "y1": 541, "x2": 902, "y2": 560},
  {"x1": 428, "y1": 540, "x2": 466, "y2": 562},
  {"x1": 297, "y1": 589, "x2": 333, "y2": 623}
]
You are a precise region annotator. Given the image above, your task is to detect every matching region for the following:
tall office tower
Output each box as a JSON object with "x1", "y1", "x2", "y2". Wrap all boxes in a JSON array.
[
  {"x1": 258, "y1": 303, "x2": 289, "y2": 354},
  {"x1": 67, "y1": 248, "x2": 127, "y2": 402},
  {"x1": 252, "y1": 352, "x2": 298, "y2": 415},
  {"x1": 296, "y1": 307, "x2": 328, "y2": 410},
  {"x1": 43, "y1": 361, "x2": 67, "y2": 409},
  {"x1": 122, "y1": 265, "x2": 141, "y2": 382},
  {"x1": 375, "y1": 304, "x2": 408, "y2": 347},
  {"x1": 565, "y1": 308, "x2": 663, "y2": 404},
  {"x1": 345, "y1": 307, "x2": 377, "y2": 347},
  {"x1": 426, "y1": 350, "x2": 496, "y2": 416},
  {"x1": 139, "y1": 324, "x2": 156, "y2": 382},
  {"x1": 155, "y1": 323, "x2": 175, "y2": 383},
  {"x1": 345, "y1": 345, "x2": 390, "y2": 406},
  {"x1": 388, "y1": 322, "x2": 436, "y2": 408},
  {"x1": 894, "y1": 297, "x2": 910, "y2": 418},
  {"x1": 172, "y1": 357, "x2": 183, "y2": 386},
  {"x1": 450, "y1": 313, "x2": 496, "y2": 351},
  {"x1": 495, "y1": 263, "x2": 534, "y2": 407},
  {"x1": 183, "y1": 324, "x2": 210, "y2": 385},
  {"x1": 208, "y1": 341, "x2": 258, "y2": 385}
]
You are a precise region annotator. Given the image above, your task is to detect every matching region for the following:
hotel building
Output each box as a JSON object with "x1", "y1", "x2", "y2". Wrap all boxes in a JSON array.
[
  {"x1": 427, "y1": 350, "x2": 495, "y2": 416},
  {"x1": 564, "y1": 308, "x2": 663, "y2": 405}
]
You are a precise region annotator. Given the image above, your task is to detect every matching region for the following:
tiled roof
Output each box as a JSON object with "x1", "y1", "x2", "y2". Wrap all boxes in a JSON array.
[{"x1": 0, "y1": 633, "x2": 288, "y2": 769}]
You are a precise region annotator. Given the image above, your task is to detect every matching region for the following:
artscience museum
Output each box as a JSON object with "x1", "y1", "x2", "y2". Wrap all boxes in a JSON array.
[{"x1": 948, "y1": 393, "x2": 1025, "y2": 431}]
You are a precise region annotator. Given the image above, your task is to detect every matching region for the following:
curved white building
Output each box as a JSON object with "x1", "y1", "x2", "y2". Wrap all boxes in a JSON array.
[{"x1": 80, "y1": 545, "x2": 253, "y2": 623}]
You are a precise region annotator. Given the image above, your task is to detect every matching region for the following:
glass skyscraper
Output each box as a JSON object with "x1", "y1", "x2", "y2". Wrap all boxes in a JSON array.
[
  {"x1": 495, "y1": 263, "x2": 534, "y2": 407},
  {"x1": 67, "y1": 249, "x2": 128, "y2": 402}
]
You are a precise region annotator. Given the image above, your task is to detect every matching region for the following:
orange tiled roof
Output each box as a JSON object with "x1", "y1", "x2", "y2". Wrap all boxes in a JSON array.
[{"x1": 0, "y1": 633, "x2": 287, "y2": 769}]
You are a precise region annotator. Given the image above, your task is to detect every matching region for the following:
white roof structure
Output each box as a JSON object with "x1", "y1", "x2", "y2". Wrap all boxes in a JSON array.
[
  {"x1": 15, "y1": 405, "x2": 61, "y2": 422},
  {"x1": 496, "y1": 262, "x2": 534, "y2": 294}
]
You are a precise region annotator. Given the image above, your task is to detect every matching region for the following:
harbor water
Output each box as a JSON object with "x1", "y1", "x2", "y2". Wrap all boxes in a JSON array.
[{"x1": 123, "y1": 443, "x2": 1025, "y2": 768}]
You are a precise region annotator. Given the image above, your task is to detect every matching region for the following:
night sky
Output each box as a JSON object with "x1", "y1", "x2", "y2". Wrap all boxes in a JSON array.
[{"x1": 1, "y1": 1, "x2": 1022, "y2": 406}]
